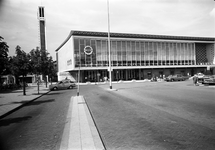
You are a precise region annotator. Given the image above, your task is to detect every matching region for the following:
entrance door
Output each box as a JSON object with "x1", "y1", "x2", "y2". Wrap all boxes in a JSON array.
[{"x1": 147, "y1": 72, "x2": 152, "y2": 79}]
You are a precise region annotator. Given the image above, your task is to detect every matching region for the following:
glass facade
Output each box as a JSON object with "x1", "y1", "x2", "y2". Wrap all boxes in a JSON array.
[{"x1": 74, "y1": 38, "x2": 195, "y2": 67}]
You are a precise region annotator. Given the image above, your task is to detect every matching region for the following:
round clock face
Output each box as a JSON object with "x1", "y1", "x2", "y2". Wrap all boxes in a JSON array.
[{"x1": 84, "y1": 46, "x2": 93, "y2": 55}]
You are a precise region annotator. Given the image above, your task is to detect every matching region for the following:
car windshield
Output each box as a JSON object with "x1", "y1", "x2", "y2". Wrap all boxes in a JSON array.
[
  {"x1": 211, "y1": 75, "x2": 215, "y2": 78},
  {"x1": 197, "y1": 73, "x2": 204, "y2": 76}
]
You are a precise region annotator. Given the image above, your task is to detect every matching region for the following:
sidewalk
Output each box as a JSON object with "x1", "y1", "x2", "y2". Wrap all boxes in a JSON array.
[
  {"x1": 0, "y1": 85, "x2": 50, "y2": 119},
  {"x1": 60, "y1": 96, "x2": 105, "y2": 150},
  {"x1": 0, "y1": 86, "x2": 105, "y2": 150}
]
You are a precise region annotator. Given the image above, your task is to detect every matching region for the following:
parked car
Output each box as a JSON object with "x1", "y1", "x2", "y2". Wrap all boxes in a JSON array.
[
  {"x1": 196, "y1": 73, "x2": 205, "y2": 83},
  {"x1": 165, "y1": 74, "x2": 188, "y2": 82},
  {"x1": 49, "y1": 79, "x2": 76, "y2": 90},
  {"x1": 202, "y1": 75, "x2": 215, "y2": 85}
]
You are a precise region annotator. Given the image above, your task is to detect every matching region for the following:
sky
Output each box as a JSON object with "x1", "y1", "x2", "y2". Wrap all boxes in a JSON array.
[{"x1": 0, "y1": 0, "x2": 215, "y2": 60}]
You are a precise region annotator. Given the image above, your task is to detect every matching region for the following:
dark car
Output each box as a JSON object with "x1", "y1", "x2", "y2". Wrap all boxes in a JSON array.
[
  {"x1": 49, "y1": 79, "x2": 76, "y2": 90},
  {"x1": 202, "y1": 75, "x2": 215, "y2": 85},
  {"x1": 165, "y1": 74, "x2": 188, "y2": 82}
]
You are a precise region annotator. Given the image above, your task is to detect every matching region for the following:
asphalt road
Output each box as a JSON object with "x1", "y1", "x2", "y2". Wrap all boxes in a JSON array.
[
  {"x1": 0, "y1": 89, "x2": 76, "y2": 150},
  {"x1": 83, "y1": 80, "x2": 215, "y2": 150},
  {"x1": 0, "y1": 80, "x2": 215, "y2": 150}
]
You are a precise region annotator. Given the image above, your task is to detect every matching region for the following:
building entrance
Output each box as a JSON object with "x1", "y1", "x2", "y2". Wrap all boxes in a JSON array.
[{"x1": 83, "y1": 70, "x2": 108, "y2": 82}]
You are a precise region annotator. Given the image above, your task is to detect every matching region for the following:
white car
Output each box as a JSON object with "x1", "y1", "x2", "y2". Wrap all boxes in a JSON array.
[{"x1": 49, "y1": 79, "x2": 76, "y2": 90}]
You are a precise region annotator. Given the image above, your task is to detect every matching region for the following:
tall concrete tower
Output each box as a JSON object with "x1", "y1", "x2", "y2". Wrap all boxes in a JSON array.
[{"x1": 38, "y1": 6, "x2": 46, "y2": 51}]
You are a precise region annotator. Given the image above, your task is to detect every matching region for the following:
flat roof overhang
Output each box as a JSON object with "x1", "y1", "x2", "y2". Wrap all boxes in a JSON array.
[
  {"x1": 71, "y1": 31, "x2": 215, "y2": 41},
  {"x1": 55, "y1": 30, "x2": 215, "y2": 52}
]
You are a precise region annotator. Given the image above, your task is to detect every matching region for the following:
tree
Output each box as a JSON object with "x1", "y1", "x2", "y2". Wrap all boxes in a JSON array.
[
  {"x1": 29, "y1": 47, "x2": 42, "y2": 75},
  {"x1": 29, "y1": 47, "x2": 56, "y2": 87},
  {"x1": 40, "y1": 49, "x2": 49, "y2": 87},
  {"x1": 12, "y1": 45, "x2": 30, "y2": 95},
  {"x1": 47, "y1": 56, "x2": 57, "y2": 83},
  {"x1": 0, "y1": 36, "x2": 9, "y2": 77}
]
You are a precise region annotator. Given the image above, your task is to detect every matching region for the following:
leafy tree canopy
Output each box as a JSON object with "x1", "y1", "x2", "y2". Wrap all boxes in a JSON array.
[
  {"x1": 12, "y1": 45, "x2": 30, "y2": 76},
  {"x1": 0, "y1": 36, "x2": 9, "y2": 75},
  {"x1": 29, "y1": 47, "x2": 57, "y2": 80}
]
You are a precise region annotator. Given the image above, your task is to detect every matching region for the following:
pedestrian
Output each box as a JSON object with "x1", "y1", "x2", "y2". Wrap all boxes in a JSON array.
[
  {"x1": 193, "y1": 74, "x2": 198, "y2": 86},
  {"x1": 104, "y1": 76, "x2": 107, "y2": 82}
]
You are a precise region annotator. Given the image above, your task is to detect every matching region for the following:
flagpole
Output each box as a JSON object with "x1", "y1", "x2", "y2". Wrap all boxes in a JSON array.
[{"x1": 107, "y1": 0, "x2": 112, "y2": 89}]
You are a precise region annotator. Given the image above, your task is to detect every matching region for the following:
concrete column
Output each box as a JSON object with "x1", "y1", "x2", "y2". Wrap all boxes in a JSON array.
[
  {"x1": 126, "y1": 70, "x2": 128, "y2": 80},
  {"x1": 139, "y1": 69, "x2": 141, "y2": 80}
]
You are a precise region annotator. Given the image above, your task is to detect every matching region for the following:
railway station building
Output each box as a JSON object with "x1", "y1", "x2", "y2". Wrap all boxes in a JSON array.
[{"x1": 56, "y1": 30, "x2": 215, "y2": 82}]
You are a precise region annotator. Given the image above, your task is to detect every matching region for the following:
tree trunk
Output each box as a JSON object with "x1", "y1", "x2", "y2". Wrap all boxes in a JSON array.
[
  {"x1": 45, "y1": 75, "x2": 47, "y2": 88},
  {"x1": 37, "y1": 75, "x2": 40, "y2": 94},
  {"x1": 23, "y1": 75, "x2": 26, "y2": 95}
]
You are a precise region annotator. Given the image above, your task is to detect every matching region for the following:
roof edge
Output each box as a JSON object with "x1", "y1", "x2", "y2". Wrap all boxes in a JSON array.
[
  {"x1": 55, "y1": 31, "x2": 74, "y2": 52},
  {"x1": 55, "y1": 30, "x2": 215, "y2": 52},
  {"x1": 71, "y1": 30, "x2": 215, "y2": 40}
]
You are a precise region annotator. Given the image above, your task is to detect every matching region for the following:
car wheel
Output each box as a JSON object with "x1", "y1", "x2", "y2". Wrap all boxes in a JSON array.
[
  {"x1": 53, "y1": 87, "x2": 58, "y2": 90},
  {"x1": 69, "y1": 85, "x2": 73, "y2": 89},
  {"x1": 171, "y1": 79, "x2": 174, "y2": 82}
]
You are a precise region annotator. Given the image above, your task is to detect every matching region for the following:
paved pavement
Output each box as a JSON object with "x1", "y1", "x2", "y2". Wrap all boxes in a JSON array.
[
  {"x1": 0, "y1": 85, "x2": 105, "y2": 150},
  {"x1": 60, "y1": 96, "x2": 105, "y2": 150},
  {"x1": 0, "y1": 85, "x2": 50, "y2": 119},
  {"x1": 2, "y1": 80, "x2": 212, "y2": 150}
]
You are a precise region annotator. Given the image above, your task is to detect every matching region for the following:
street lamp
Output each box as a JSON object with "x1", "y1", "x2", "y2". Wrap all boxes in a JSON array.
[
  {"x1": 77, "y1": 53, "x2": 80, "y2": 96},
  {"x1": 77, "y1": 46, "x2": 93, "y2": 96},
  {"x1": 107, "y1": 0, "x2": 112, "y2": 89},
  {"x1": 37, "y1": 56, "x2": 41, "y2": 95}
]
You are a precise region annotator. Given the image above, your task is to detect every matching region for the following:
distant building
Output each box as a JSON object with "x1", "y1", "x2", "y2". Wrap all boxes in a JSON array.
[
  {"x1": 18, "y1": 75, "x2": 42, "y2": 84},
  {"x1": 56, "y1": 30, "x2": 215, "y2": 82},
  {"x1": 1, "y1": 75, "x2": 16, "y2": 85}
]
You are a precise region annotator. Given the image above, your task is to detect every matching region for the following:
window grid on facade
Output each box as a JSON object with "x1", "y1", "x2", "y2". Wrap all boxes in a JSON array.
[{"x1": 74, "y1": 38, "x2": 196, "y2": 67}]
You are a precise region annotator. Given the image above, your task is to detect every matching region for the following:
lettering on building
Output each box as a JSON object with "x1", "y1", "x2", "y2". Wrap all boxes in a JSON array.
[{"x1": 67, "y1": 59, "x2": 72, "y2": 66}]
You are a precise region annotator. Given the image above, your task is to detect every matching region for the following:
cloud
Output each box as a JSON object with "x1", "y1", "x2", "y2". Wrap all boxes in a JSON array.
[{"x1": 1, "y1": 0, "x2": 214, "y2": 59}]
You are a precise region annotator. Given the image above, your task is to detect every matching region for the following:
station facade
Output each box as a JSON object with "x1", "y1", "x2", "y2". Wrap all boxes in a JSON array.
[{"x1": 56, "y1": 30, "x2": 215, "y2": 82}]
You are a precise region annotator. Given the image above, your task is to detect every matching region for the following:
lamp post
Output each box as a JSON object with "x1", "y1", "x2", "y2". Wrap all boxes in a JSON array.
[
  {"x1": 107, "y1": 0, "x2": 112, "y2": 89},
  {"x1": 77, "y1": 46, "x2": 93, "y2": 96},
  {"x1": 37, "y1": 56, "x2": 41, "y2": 94},
  {"x1": 77, "y1": 53, "x2": 80, "y2": 96},
  {"x1": 77, "y1": 66, "x2": 80, "y2": 96}
]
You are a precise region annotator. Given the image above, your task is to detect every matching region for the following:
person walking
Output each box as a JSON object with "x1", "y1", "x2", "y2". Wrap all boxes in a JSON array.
[{"x1": 193, "y1": 74, "x2": 198, "y2": 86}]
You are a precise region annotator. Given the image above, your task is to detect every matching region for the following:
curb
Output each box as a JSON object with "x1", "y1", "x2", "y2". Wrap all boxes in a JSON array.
[
  {"x1": 59, "y1": 96, "x2": 105, "y2": 150},
  {"x1": 84, "y1": 96, "x2": 107, "y2": 150},
  {"x1": 0, "y1": 90, "x2": 51, "y2": 120}
]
